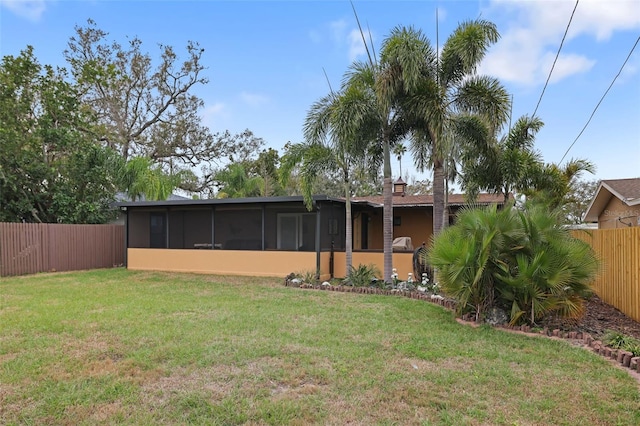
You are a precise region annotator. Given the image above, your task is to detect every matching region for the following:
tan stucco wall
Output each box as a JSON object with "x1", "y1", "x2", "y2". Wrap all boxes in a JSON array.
[
  {"x1": 319, "y1": 252, "x2": 332, "y2": 281},
  {"x1": 333, "y1": 252, "x2": 414, "y2": 280},
  {"x1": 598, "y1": 197, "x2": 640, "y2": 229},
  {"x1": 365, "y1": 208, "x2": 433, "y2": 250},
  {"x1": 393, "y1": 209, "x2": 433, "y2": 248},
  {"x1": 128, "y1": 248, "x2": 317, "y2": 277}
]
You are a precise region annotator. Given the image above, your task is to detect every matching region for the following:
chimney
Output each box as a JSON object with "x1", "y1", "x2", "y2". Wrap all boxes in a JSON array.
[{"x1": 393, "y1": 177, "x2": 407, "y2": 197}]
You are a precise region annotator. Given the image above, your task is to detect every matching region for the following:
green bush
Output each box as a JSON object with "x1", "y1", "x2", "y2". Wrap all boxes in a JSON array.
[
  {"x1": 344, "y1": 264, "x2": 381, "y2": 287},
  {"x1": 429, "y1": 203, "x2": 598, "y2": 325},
  {"x1": 604, "y1": 330, "x2": 640, "y2": 356}
]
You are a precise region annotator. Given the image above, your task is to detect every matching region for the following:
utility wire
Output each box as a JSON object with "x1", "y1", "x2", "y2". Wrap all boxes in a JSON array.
[
  {"x1": 560, "y1": 35, "x2": 640, "y2": 163},
  {"x1": 531, "y1": 0, "x2": 579, "y2": 119}
]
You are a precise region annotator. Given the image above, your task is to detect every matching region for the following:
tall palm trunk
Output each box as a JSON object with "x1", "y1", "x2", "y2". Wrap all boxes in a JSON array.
[
  {"x1": 383, "y1": 139, "x2": 393, "y2": 283},
  {"x1": 433, "y1": 159, "x2": 446, "y2": 237}
]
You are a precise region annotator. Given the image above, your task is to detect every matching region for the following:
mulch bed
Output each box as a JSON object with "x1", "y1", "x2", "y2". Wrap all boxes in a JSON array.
[{"x1": 541, "y1": 294, "x2": 640, "y2": 341}]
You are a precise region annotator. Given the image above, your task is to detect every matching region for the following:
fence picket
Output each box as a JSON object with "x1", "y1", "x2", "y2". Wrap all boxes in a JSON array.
[
  {"x1": 0, "y1": 223, "x2": 124, "y2": 277},
  {"x1": 572, "y1": 228, "x2": 640, "y2": 322}
]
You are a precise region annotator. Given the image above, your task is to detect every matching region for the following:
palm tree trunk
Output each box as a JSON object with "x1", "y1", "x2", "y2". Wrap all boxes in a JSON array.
[
  {"x1": 433, "y1": 160, "x2": 445, "y2": 237},
  {"x1": 383, "y1": 140, "x2": 393, "y2": 283}
]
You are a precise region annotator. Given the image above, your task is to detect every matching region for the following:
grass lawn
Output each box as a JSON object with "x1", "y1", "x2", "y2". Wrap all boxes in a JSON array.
[{"x1": 1, "y1": 269, "x2": 639, "y2": 425}]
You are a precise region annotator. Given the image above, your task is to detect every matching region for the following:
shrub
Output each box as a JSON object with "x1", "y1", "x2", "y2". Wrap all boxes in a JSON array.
[
  {"x1": 294, "y1": 270, "x2": 318, "y2": 285},
  {"x1": 603, "y1": 330, "x2": 640, "y2": 356},
  {"x1": 429, "y1": 203, "x2": 598, "y2": 325},
  {"x1": 344, "y1": 263, "x2": 381, "y2": 287}
]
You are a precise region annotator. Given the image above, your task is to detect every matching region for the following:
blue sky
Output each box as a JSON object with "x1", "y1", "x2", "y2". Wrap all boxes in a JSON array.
[{"x1": 1, "y1": 0, "x2": 639, "y2": 185}]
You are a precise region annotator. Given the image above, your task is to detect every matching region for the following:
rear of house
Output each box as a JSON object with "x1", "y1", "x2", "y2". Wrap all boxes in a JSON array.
[{"x1": 117, "y1": 190, "x2": 506, "y2": 280}]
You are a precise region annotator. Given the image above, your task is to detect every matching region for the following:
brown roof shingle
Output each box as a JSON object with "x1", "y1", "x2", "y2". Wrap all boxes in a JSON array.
[{"x1": 603, "y1": 178, "x2": 640, "y2": 202}]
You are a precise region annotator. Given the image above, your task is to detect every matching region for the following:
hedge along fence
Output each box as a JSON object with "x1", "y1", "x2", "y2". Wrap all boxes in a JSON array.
[
  {"x1": 572, "y1": 227, "x2": 640, "y2": 323},
  {"x1": 0, "y1": 223, "x2": 125, "y2": 277}
]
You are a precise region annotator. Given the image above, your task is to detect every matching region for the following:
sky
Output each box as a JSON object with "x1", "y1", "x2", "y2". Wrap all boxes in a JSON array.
[{"x1": 1, "y1": 0, "x2": 639, "y2": 186}]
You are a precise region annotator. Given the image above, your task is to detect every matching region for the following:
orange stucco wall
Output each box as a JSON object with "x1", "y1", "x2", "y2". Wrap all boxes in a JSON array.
[
  {"x1": 598, "y1": 197, "x2": 640, "y2": 229},
  {"x1": 333, "y1": 251, "x2": 414, "y2": 280},
  {"x1": 362, "y1": 208, "x2": 433, "y2": 250},
  {"x1": 128, "y1": 248, "x2": 317, "y2": 277},
  {"x1": 393, "y1": 209, "x2": 433, "y2": 248},
  {"x1": 319, "y1": 252, "x2": 332, "y2": 281}
]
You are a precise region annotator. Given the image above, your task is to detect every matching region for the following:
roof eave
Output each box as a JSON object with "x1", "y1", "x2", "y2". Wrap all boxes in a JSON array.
[{"x1": 114, "y1": 194, "x2": 345, "y2": 208}]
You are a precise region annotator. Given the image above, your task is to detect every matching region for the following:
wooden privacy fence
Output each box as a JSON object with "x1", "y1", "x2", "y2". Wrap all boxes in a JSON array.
[
  {"x1": 572, "y1": 227, "x2": 640, "y2": 323},
  {"x1": 0, "y1": 223, "x2": 125, "y2": 277}
]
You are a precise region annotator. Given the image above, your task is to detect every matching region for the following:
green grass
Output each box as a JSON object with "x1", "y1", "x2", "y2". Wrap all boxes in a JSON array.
[{"x1": 1, "y1": 269, "x2": 639, "y2": 425}]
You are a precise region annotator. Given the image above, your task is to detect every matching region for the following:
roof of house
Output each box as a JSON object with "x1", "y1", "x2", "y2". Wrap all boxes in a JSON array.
[
  {"x1": 114, "y1": 195, "x2": 344, "y2": 208},
  {"x1": 353, "y1": 192, "x2": 507, "y2": 208},
  {"x1": 115, "y1": 192, "x2": 507, "y2": 209},
  {"x1": 115, "y1": 192, "x2": 191, "y2": 202},
  {"x1": 583, "y1": 178, "x2": 640, "y2": 222}
]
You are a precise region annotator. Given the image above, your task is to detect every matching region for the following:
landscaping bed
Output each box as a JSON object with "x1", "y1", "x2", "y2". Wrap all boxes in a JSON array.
[{"x1": 542, "y1": 294, "x2": 640, "y2": 341}]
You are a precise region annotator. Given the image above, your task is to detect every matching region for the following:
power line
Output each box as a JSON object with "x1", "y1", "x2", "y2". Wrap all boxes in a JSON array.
[
  {"x1": 560, "y1": 35, "x2": 640, "y2": 163},
  {"x1": 531, "y1": 0, "x2": 579, "y2": 119}
]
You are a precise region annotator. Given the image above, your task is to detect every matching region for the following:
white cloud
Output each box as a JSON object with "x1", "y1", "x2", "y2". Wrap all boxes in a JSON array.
[
  {"x1": 544, "y1": 52, "x2": 595, "y2": 83},
  {"x1": 480, "y1": 0, "x2": 640, "y2": 85},
  {"x1": 0, "y1": 0, "x2": 47, "y2": 22},
  {"x1": 239, "y1": 91, "x2": 269, "y2": 107},
  {"x1": 316, "y1": 18, "x2": 372, "y2": 62},
  {"x1": 329, "y1": 19, "x2": 348, "y2": 43},
  {"x1": 567, "y1": 0, "x2": 640, "y2": 41},
  {"x1": 200, "y1": 102, "x2": 227, "y2": 129},
  {"x1": 348, "y1": 28, "x2": 368, "y2": 62}
]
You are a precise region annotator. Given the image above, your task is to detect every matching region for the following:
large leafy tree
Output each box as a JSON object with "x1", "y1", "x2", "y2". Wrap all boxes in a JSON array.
[
  {"x1": 561, "y1": 178, "x2": 599, "y2": 225},
  {"x1": 0, "y1": 47, "x2": 122, "y2": 223},
  {"x1": 64, "y1": 19, "x2": 258, "y2": 193}
]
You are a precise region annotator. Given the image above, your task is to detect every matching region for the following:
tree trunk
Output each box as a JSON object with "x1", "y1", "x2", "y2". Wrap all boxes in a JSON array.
[
  {"x1": 383, "y1": 140, "x2": 393, "y2": 283},
  {"x1": 433, "y1": 160, "x2": 445, "y2": 238}
]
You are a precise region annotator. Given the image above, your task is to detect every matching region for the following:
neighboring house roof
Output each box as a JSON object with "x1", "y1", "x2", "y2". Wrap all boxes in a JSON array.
[
  {"x1": 583, "y1": 178, "x2": 640, "y2": 222},
  {"x1": 352, "y1": 193, "x2": 507, "y2": 208}
]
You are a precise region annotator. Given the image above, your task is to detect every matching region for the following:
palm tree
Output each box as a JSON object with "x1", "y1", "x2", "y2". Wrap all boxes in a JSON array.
[
  {"x1": 341, "y1": 60, "x2": 409, "y2": 283},
  {"x1": 214, "y1": 163, "x2": 263, "y2": 198},
  {"x1": 459, "y1": 115, "x2": 545, "y2": 203},
  {"x1": 528, "y1": 158, "x2": 596, "y2": 209},
  {"x1": 388, "y1": 21, "x2": 511, "y2": 237},
  {"x1": 281, "y1": 88, "x2": 373, "y2": 276},
  {"x1": 119, "y1": 156, "x2": 180, "y2": 201},
  {"x1": 393, "y1": 142, "x2": 407, "y2": 177}
]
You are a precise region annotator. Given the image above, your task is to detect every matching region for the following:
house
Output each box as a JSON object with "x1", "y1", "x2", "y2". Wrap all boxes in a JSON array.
[
  {"x1": 583, "y1": 178, "x2": 640, "y2": 229},
  {"x1": 116, "y1": 184, "x2": 506, "y2": 280}
]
